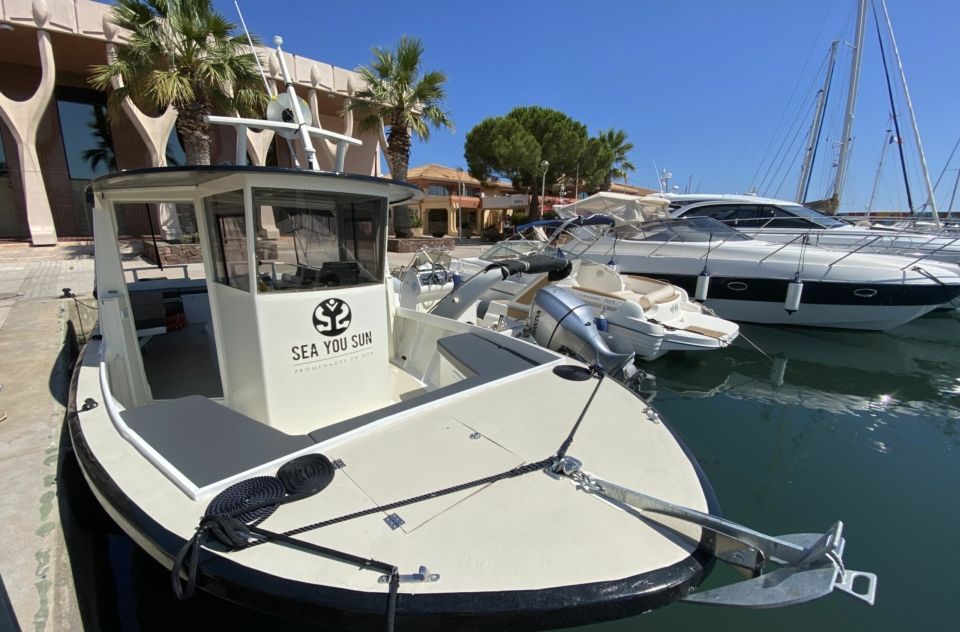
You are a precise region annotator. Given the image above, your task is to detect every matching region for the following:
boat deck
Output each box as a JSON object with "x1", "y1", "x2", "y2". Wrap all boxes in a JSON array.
[{"x1": 141, "y1": 324, "x2": 223, "y2": 399}]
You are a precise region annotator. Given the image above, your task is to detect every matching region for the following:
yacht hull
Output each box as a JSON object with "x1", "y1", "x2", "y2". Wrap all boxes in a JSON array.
[{"x1": 626, "y1": 273, "x2": 957, "y2": 330}]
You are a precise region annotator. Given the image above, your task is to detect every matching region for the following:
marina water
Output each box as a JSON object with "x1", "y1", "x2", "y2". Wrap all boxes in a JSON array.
[{"x1": 60, "y1": 312, "x2": 960, "y2": 631}]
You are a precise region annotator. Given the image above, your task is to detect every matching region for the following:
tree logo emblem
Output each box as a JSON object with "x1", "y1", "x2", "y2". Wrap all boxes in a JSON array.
[{"x1": 313, "y1": 298, "x2": 352, "y2": 337}]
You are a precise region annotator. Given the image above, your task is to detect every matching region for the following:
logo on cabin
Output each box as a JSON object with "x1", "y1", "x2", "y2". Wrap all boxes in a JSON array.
[{"x1": 313, "y1": 298, "x2": 352, "y2": 337}]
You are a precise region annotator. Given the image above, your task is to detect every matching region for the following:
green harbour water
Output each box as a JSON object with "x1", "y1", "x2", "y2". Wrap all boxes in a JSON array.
[
  {"x1": 588, "y1": 311, "x2": 960, "y2": 632},
  {"x1": 61, "y1": 311, "x2": 960, "y2": 631}
]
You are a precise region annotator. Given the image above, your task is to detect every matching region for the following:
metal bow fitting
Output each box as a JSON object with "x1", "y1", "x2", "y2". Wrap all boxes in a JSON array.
[{"x1": 550, "y1": 456, "x2": 877, "y2": 608}]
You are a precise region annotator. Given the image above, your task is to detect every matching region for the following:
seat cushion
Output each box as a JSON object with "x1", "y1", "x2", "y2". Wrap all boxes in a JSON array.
[{"x1": 121, "y1": 396, "x2": 314, "y2": 488}]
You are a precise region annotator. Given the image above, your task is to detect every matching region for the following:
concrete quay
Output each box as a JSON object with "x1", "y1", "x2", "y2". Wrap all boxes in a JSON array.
[{"x1": 0, "y1": 244, "x2": 96, "y2": 632}]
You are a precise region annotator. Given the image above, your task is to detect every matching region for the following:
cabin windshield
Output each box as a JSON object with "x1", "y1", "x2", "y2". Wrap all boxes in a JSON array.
[
  {"x1": 614, "y1": 217, "x2": 751, "y2": 242},
  {"x1": 780, "y1": 204, "x2": 849, "y2": 228},
  {"x1": 253, "y1": 188, "x2": 386, "y2": 292}
]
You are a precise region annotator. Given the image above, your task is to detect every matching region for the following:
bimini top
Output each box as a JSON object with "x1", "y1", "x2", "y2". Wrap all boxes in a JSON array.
[{"x1": 88, "y1": 165, "x2": 424, "y2": 205}]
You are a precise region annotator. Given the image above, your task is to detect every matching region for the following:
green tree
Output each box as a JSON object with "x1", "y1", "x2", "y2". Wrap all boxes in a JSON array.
[
  {"x1": 464, "y1": 107, "x2": 590, "y2": 218},
  {"x1": 595, "y1": 128, "x2": 636, "y2": 190},
  {"x1": 88, "y1": 0, "x2": 268, "y2": 165},
  {"x1": 346, "y1": 36, "x2": 453, "y2": 237}
]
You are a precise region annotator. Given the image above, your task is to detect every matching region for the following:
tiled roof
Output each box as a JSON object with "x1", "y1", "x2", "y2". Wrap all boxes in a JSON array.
[{"x1": 610, "y1": 182, "x2": 658, "y2": 196}]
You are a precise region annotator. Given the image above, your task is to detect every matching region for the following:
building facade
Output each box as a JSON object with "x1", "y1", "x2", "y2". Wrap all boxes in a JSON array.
[
  {"x1": 403, "y1": 165, "x2": 659, "y2": 237},
  {"x1": 0, "y1": 0, "x2": 380, "y2": 244}
]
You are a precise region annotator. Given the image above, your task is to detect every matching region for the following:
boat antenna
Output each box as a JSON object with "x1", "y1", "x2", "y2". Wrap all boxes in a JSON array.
[
  {"x1": 652, "y1": 159, "x2": 663, "y2": 193},
  {"x1": 871, "y1": 2, "x2": 914, "y2": 216},
  {"x1": 233, "y1": 1, "x2": 274, "y2": 97}
]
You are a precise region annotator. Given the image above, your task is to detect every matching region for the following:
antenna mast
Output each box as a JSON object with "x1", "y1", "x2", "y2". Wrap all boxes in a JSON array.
[{"x1": 234, "y1": 1, "x2": 274, "y2": 97}]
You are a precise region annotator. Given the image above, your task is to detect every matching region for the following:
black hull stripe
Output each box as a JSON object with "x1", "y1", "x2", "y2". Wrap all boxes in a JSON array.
[
  {"x1": 66, "y1": 344, "x2": 719, "y2": 631},
  {"x1": 632, "y1": 273, "x2": 960, "y2": 306}
]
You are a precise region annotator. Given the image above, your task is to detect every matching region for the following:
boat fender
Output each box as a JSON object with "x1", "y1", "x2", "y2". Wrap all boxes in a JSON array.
[
  {"x1": 695, "y1": 273, "x2": 710, "y2": 302},
  {"x1": 595, "y1": 312, "x2": 608, "y2": 332},
  {"x1": 547, "y1": 259, "x2": 574, "y2": 281},
  {"x1": 785, "y1": 280, "x2": 804, "y2": 314}
]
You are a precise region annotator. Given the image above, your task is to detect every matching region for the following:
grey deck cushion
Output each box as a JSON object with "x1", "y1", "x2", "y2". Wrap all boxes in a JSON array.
[
  {"x1": 437, "y1": 331, "x2": 556, "y2": 379},
  {"x1": 308, "y1": 377, "x2": 486, "y2": 443},
  {"x1": 309, "y1": 333, "x2": 556, "y2": 443},
  {"x1": 121, "y1": 395, "x2": 313, "y2": 488}
]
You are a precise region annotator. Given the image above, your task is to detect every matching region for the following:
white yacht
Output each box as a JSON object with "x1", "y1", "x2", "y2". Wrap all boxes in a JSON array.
[
  {"x1": 553, "y1": 194, "x2": 960, "y2": 331},
  {"x1": 666, "y1": 193, "x2": 960, "y2": 265}
]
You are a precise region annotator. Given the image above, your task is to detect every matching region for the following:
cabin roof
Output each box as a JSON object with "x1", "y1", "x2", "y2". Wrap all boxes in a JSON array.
[{"x1": 88, "y1": 165, "x2": 423, "y2": 204}]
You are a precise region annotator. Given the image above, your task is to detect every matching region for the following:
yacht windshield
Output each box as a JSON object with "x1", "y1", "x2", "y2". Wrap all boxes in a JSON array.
[
  {"x1": 781, "y1": 204, "x2": 849, "y2": 228},
  {"x1": 253, "y1": 188, "x2": 385, "y2": 292},
  {"x1": 613, "y1": 217, "x2": 751, "y2": 242}
]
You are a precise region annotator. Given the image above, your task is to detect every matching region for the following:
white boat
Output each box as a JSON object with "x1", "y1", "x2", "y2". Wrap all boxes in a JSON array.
[
  {"x1": 66, "y1": 38, "x2": 877, "y2": 630},
  {"x1": 665, "y1": 193, "x2": 960, "y2": 265},
  {"x1": 397, "y1": 218, "x2": 739, "y2": 362},
  {"x1": 551, "y1": 194, "x2": 960, "y2": 331}
]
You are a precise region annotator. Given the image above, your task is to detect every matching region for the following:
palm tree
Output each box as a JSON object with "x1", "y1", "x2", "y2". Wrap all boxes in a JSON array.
[
  {"x1": 347, "y1": 36, "x2": 453, "y2": 236},
  {"x1": 88, "y1": 0, "x2": 268, "y2": 165},
  {"x1": 596, "y1": 128, "x2": 636, "y2": 190}
]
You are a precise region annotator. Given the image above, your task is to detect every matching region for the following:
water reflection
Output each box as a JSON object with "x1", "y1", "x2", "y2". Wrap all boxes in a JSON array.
[{"x1": 635, "y1": 312, "x2": 960, "y2": 430}]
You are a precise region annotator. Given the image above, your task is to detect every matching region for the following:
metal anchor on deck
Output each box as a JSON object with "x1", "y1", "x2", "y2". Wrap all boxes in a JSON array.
[{"x1": 551, "y1": 456, "x2": 877, "y2": 608}]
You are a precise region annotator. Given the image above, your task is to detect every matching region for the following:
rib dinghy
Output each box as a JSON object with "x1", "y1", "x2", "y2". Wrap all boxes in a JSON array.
[{"x1": 68, "y1": 40, "x2": 875, "y2": 630}]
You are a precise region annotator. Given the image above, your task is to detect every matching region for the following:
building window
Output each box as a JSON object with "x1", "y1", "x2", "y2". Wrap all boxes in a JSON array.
[
  {"x1": 0, "y1": 131, "x2": 7, "y2": 175},
  {"x1": 426, "y1": 184, "x2": 448, "y2": 196},
  {"x1": 465, "y1": 186, "x2": 481, "y2": 197},
  {"x1": 166, "y1": 129, "x2": 185, "y2": 166},
  {"x1": 57, "y1": 96, "x2": 115, "y2": 181}
]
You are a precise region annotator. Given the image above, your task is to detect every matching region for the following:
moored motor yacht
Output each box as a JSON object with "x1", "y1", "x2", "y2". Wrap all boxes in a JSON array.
[
  {"x1": 665, "y1": 193, "x2": 960, "y2": 265},
  {"x1": 552, "y1": 194, "x2": 960, "y2": 330}
]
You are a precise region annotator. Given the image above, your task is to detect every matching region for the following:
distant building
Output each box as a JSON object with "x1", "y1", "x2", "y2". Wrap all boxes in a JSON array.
[
  {"x1": 0, "y1": 0, "x2": 379, "y2": 244},
  {"x1": 405, "y1": 164, "x2": 529, "y2": 237},
  {"x1": 401, "y1": 165, "x2": 659, "y2": 236}
]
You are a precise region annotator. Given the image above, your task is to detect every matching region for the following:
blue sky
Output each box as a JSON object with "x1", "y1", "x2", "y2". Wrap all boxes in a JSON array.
[{"x1": 218, "y1": 0, "x2": 960, "y2": 212}]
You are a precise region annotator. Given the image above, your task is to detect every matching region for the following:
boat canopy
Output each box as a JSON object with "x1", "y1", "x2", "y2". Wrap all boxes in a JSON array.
[
  {"x1": 612, "y1": 217, "x2": 752, "y2": 242},
  {"x1": 555, "y1": 192, "x2": 670, "y2": 222}
]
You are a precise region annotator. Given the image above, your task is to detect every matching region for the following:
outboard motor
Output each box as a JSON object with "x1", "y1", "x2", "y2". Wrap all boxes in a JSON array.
[
  {"x1": 528, "y1": 285, "x2": 636, "y2": 375},
  {"x1": 431, "y1": 254, "x2": 572, "y2": 320}
]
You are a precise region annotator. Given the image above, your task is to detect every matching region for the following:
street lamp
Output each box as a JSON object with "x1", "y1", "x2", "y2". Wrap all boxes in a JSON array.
[
  {"x1": 540, "y1": 160, "x2": 549, "y2": 218},
  {"x1": 455, "y1": 166, "x2": 464, "y2": 240}
]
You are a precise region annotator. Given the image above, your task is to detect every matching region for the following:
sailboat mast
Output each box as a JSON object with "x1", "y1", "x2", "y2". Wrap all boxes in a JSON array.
[
  {"x1": 796, "y1": 39, "x2": 839, "y2": 204},
  {"x1": 878, "y1": 0, "x2": 941, "y2": 228},
  {"x1": 830, "y1": 0, "x2": 867, "y2": 211},
  {"x1": 866, "y1": 129, "x2": 893, "y2": 212}
]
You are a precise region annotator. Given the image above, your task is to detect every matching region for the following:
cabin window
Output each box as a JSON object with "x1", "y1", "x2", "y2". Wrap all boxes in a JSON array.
[
  {"x1": 204, "y1": 190, "x2": 250, "y2": 292},
  {"x1": 253, "y1": 188, "x2": 385, "y2": 292}
]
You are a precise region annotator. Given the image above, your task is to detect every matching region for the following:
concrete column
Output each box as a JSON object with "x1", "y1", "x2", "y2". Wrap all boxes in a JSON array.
[
  {"x1": 0, "y1": 4, "x2": 58, "y2": 245},
  {"x1": 103, "y1": 16, "x2": 182, "y2": 240}
]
